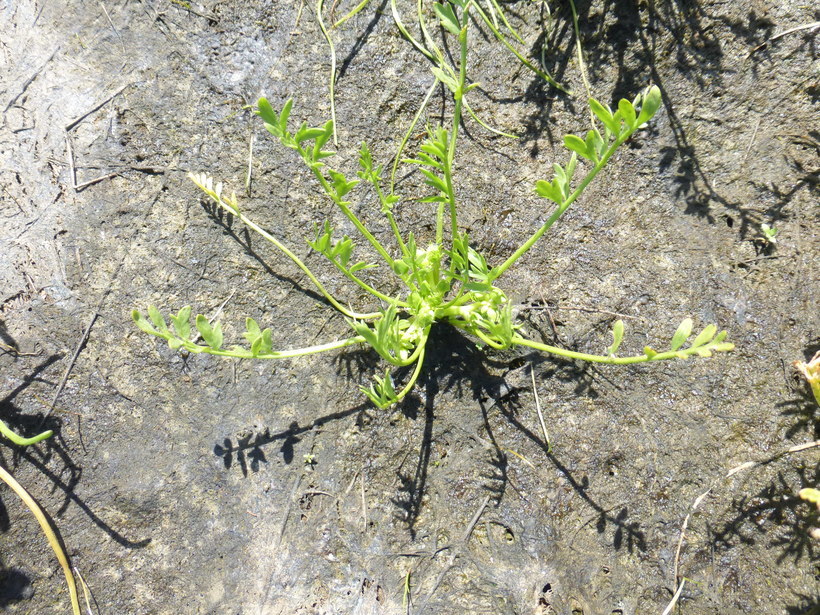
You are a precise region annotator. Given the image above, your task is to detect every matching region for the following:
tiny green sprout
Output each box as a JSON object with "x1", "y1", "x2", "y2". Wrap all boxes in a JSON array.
[
  {"x1": 135, "y1": 5, "x2": 732, "y2": 409},
  {"x1": 760, "y1": 223, "x2": 778, "y2": 245}
]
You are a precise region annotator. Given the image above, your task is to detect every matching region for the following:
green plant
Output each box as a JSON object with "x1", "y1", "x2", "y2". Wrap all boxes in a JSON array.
[
  {"x1": 134, "y1": 2, "x2": 732, "y2": 408},
  {"x1": 759, "y1": 222, "x2": 779, "y2": 246}
]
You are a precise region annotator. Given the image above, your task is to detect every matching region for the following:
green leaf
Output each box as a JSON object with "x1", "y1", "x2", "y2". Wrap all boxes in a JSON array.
[
  {"x1": 690, "y1": 324, "x2": 717, "y2": 348},
  {"x1": 563, "y1": 134, "x2": 593, "y2": 161},
  {"x1": 636, "y1": 85, "x2": 662, "y2": 126},
  {"x1": 618, "y1": 98, "x2": 637, "y2": 129},
  {"x1": 196, "y1": 314, "x2": 223, "y2": 350},
  {"x1": 589, "y1": 98, "x2": 619, "y2": 135},
  {"x1": 256, "y1": 98, "x2": 278, "y2": 128},
  {"x1": 170, "y1": 306, "x2": 192, "y2": 339},
  {"x1": 430, "y1": 66, "x2": 458, "y2": 92},
  {"x1": 433, "y1": 2, "x2": 461, "y2": 35},
  {"x1": 607, "y1": 320, "x2": 625, "y2": 355},
  {"x1": 327, "y1": 169, "x2": 359, "y2": 199},
  {"x1": 279, "y1": 99, "x2": 293, "y2": 133},
  {"x1": 132, "y1": 310, "x2": 159, "y2": 335},
  {"x1": 349, "y1": 261, "x2": 377, "y2": 274},
  {"x1": 148, "y1": 305, "x2": 169, "y2": 334},
  {"x1": 243, "y1": 317, "x2": 262, "y2": 343},
  {"x1": 535, "y1": 179, "x2": 564, "y2": 204},
  {"x1": 670, "y1": 318, "x2": 693, "y2": 351},
  {"x1": 295, "y1": 126, "x2": 328, "y2": 144},
  {"x1": 644, "y1": 346, "x2": 657, "y2": 359},
  {"x1": 251, "y1": 328, "x2": 273, "y2": 355}
]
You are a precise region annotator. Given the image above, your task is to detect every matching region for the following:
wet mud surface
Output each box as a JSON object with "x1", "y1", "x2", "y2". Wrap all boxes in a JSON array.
[{"x1": 0, "y1": 1, "x2": 818, "y2": 613}]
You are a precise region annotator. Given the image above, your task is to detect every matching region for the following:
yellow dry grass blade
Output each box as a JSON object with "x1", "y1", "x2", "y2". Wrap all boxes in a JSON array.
[{"x1": 0, "y1": 462, "x2": 80, "y2": 615}]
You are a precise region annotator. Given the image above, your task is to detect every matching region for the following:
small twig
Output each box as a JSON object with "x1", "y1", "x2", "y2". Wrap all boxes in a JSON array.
[
  {"x1": 245, "y1": 132, "x2": 254, "y2": 195},
  {"x1": 66, "y1": 133, "x2": 77, "y2": 188},
  {"x1": 0, "y1": 341, "x2": 40, "y2": 357},
  {"x1": 418, "y1": 496, "x2": 489, "y2": 613},
  {"x1": 0, "y1": 463, "x2": 80, "y2": 615},
  {"x1": 360, "y1": 469, "x2": 368, "y2": 533},
  {"x1": 65, "y1": 132, "x2": 118, "y2": 192},
  {"x1": 747, "y1": 21, "x2": 820, "y2": 57},
  {"x1": 275, "y1": 473, "x2": 303, "y2": 548},
  {"x1": 726, "y1": 440, "x2": 820, "y2": 477},
  {"x1": 672, "y1": 488, "x2": 711, "y2": 586},
  {"x1": 75, "y1": 173, "x2": 118, "y2": 192},
  {"x1": 531, "y1": 365, "x2": 551, "y2": 453},
  {"x1": 661, "y1": 579, "x2": 686, "y2": 615},
  {"x1": 42, "y1": 312, "x2": 98, "y2": 424},
  {"x1": 742, "y1": 116, "x2": 762, "y2": 162},
  {"x1": 4, "y1": 46, "x2": 59, "y2": 112},
  {"x1": 72, "y1": 566, "x2": 95, "y2": 615},
  {"x1": 64, "y1": 84, "x2": 128, "y2": 132},
  {"x1": 99, "y1": 2, "x2": 125, "y2": 52}
]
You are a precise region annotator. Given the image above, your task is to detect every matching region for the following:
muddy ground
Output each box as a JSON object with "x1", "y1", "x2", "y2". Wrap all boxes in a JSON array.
[{"x1": 0, "y1": 1, "x2": 818, "y2": 613}]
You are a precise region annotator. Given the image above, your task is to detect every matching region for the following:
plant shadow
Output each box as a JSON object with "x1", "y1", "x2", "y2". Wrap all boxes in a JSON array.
[{"x1": 0, "y1": 355, "x2": 151, "y2": 550}]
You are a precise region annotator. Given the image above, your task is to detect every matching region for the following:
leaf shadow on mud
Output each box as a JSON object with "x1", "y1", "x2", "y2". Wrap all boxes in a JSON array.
[
  {"x1": 709, "y1": 464, "x2": 818, "y2": 565},
  {"x1": 0, "y1": 355, "x2": 151, "y2": 550},
  {"x1": 511, "y1": 0, "x2": 793, "y2": 235},
  {"x1": 781, "y1": 341, "x2": 820, "y2": 440},
  {"x1": 212, "y1": 403, "x2": 371, "y2": 478}
]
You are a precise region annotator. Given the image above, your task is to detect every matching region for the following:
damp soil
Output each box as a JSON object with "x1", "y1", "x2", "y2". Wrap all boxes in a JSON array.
[{"x1": 1, "y1": 1, "x2": 818, "y2": 614}]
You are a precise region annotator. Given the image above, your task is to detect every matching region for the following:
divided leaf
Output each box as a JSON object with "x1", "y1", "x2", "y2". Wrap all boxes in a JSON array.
[
  {"x1": 563, "y1": 134, "x2": 592, "y2": 161},
  {"x1": 170, "y1": 306, "x2": 192, "y2": 339},
  {"x1": 691, "y1": 324, "x2": 717, "y2": 349},
  {"x1": 433, "y1": 2, "x2": 461, "y2": 35},
  {"x1": 148, "y1": 305, "x2": 169, "y2": 334},
  {"x1": 636, "y1": 85, "x2": 662, "y2": 126}
]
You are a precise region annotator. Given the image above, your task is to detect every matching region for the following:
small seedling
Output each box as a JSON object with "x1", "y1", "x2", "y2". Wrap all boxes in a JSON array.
[
  {"x1": 134, "y1": 3, "x2": 732, "y2": 408},
  {"x1": 759, "y1": 223, "x2": 778, "y2": 246}
]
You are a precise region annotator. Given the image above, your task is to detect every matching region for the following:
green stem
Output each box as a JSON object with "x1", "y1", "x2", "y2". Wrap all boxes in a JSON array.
[
  {"x1": 393, "y1": 343, "x2": 427, "y2": 403},
  {"x1": 513, "y1": 335, "x2": 688, "y2": 364},
  {"x1": 471, "y1": 2, "x2": 567, "y2": 93},
  {"x1": 333, "y1": 0, "x2": 372, "y2": 28},
  {"x1": 391, "y1": 77, "x2": 439, "y2": 193},
  {"x1": 486, "y1": 0, "x2": 525, "y2": 44},
  {"x1": 218, "y1": 201, "x2": 379, "y2": 320},
  {"x1": 300, "y1": 150, "x2": 397, "y2": 272},
  {"x1": 391, "y1": 0, "x2": 435, "y2": 62},
  {"x1": 372, "y1": 179, "x2": 410, "y2": 260},
  {"x1": 184, "y1": 335, "x2": 368, "y2": 359},
  {"x1": 568, "y1": 0, "x2": 593, "y2": 126},
  {"x1": 323, "y1": 252, "x2": 409, "y2": 306},
  {"x1": 489, "y1": 130, "x2": 635, "y2": 281},
  {"x1": 463, "y1": 99, "x2": 517, "y2": 139},
  {"x1": 0, "y1": 420, "x2": 53, "y2": 446},
  {"x1": 446, "y1": 23, "x2": 470, "y2": 248},
  {"x1": 316, "y1": 0, "x2": 338, "y2": 146}
]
